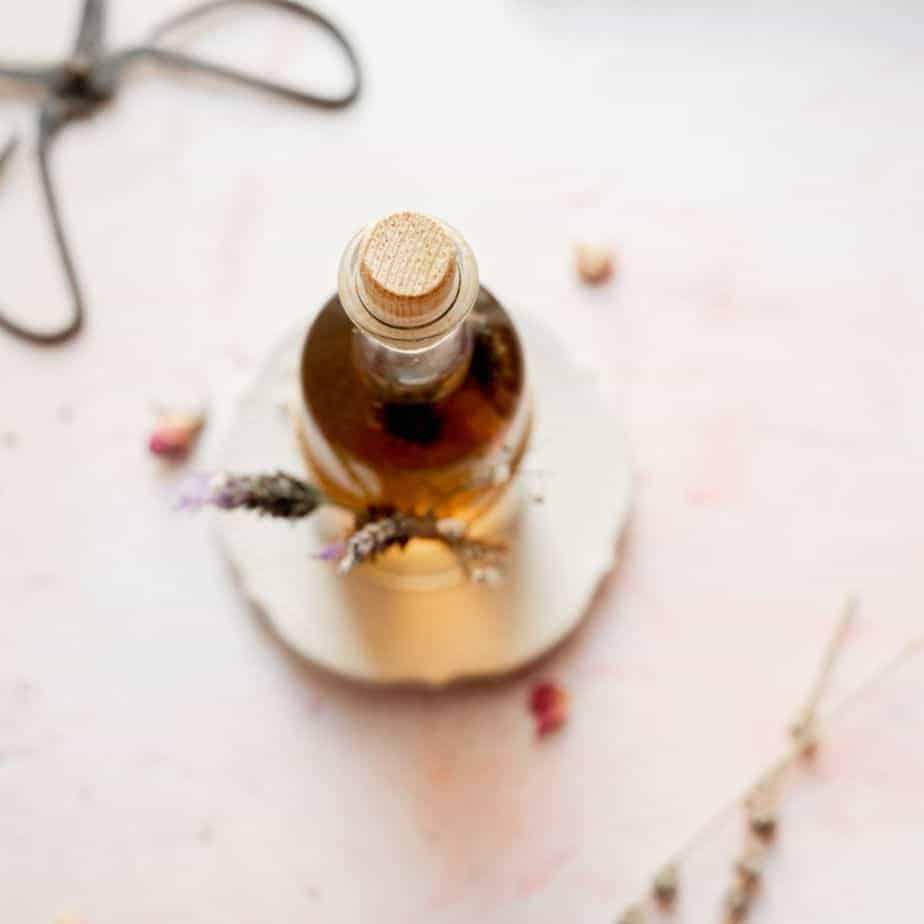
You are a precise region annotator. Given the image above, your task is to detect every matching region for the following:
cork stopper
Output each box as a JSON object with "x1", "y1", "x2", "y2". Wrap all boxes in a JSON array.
[{"x1": 358, "y1": 212, "x2": 459, "y2": 328}]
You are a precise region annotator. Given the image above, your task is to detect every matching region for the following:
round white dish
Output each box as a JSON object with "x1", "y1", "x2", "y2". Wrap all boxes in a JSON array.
[{"x1": 215, "y1": 314, "x2": 632, "y2": 686}]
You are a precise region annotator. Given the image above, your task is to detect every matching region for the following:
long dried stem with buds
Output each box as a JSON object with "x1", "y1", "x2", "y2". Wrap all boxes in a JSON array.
[{"x1": 616, "y1": 596, "x2": 892, "y2": 924}]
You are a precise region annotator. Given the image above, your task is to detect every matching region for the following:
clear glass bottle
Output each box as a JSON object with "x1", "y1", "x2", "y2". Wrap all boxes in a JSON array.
[{"x1": 295, "y1": 212, "x2": 531, "y2": 587}]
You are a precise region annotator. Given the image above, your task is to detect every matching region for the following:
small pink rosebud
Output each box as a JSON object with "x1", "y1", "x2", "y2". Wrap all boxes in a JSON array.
[
  {"x1": 148, "y1": 412, "x2": 205, "y2": 460},
  {"x1": 575, "y1": 244, "x2": 616, "y2": 285}
]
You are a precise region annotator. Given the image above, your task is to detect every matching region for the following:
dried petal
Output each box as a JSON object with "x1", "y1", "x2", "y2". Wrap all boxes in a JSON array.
[
  {"x1": 529, "y1": 680, "x2": 569, "y2": 737},
  {"x1": 575, "y1": 243, "x2": 615, "y2": 285},
  {"x1": 149, "y1": 411, "x2": 205, "y2": 459}
]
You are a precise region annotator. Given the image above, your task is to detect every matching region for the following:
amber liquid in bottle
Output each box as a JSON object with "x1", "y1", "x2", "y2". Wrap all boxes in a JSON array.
[{"x1": 299, "y1": 286, "x2": 529, "y2": 521}]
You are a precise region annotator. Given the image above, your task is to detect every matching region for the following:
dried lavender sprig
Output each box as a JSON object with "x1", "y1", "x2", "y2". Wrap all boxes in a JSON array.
[
  {"x1": 177, "y1": 471, "x2": 324, "y2": 519},
  {"x1": 336, "y1": 509, "x2": 506, "y2": 579},
  {"x1": 337, "y1": 513, "x2": 411, "y2": 574}
]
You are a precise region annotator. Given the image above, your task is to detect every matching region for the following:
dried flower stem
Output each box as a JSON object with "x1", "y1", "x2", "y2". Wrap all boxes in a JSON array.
[
  {"x1": 618, "y1": 597, "x2": 922, "y2": 922},
  {"x1": 722, "y1": 642, "x2": 919, "y2": 844},
  {"x1": 624, "y1": 642, "x2": 918, "y2": 924},
  {"x1": 674, "y1": 598, "x2": 857, "y2": 867},
  {"x1": 789, "y1": 593, "x2": 856, "y2": 755},
  {"x1": 747, "y1": 594, "x2": 857, "y2": 826}
]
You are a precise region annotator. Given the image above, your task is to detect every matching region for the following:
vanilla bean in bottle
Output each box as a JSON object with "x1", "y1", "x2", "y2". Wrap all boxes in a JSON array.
[{"x1": 296, "y1": 211, "x2": 531, "y2": 585}]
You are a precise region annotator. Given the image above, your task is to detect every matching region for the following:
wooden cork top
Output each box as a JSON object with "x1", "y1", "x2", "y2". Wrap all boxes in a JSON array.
[{"x1": 358, "y1": 212, "x2": 459, "y2": 328}]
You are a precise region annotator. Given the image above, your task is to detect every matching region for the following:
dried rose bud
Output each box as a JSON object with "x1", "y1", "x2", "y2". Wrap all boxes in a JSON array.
[
  {"x1": 149, "y1": 412, "x2": 205, "y2": 459},
  {"x1": 575, "y1": 244, "x2": 615, "y2": 285},
  {"x1": 529, "y1": 680, "x2": 569, "y2": 737},
  {"x1": 652, "y1": 863, "x2": 679, "y2": 905}
]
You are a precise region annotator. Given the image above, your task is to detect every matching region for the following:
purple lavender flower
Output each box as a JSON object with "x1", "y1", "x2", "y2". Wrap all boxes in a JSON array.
[
  {"x1": 210, "y1": 475, "x2": 250, "y2": 510},
  {"x1": 175, "y1": 472, "x2": 223, "y2": 511},
  {"x1": 314, "y1": 540, "x2": 346, "y2": 562},
  {"x1": 176, "y1": 471, "x2": 323, "y2": 519}
]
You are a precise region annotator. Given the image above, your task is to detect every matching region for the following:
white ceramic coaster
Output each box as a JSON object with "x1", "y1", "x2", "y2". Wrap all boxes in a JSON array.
[{"x1": 216, "y1": 314, "x2": 632, "y2": 686}]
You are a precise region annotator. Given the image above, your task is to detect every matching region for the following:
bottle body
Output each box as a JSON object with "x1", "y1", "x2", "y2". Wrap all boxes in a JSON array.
[
  {"x1": 295, "y1": 211, "x2": 531, "y2": 587},
  {"x1": 297, "y1": 285, "x2": 530, "y2": 525}
]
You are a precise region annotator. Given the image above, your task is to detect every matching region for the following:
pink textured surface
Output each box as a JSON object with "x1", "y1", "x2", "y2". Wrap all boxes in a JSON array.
[{"x1": 1, "y1": 2, "x2": 923, "y2": 921}]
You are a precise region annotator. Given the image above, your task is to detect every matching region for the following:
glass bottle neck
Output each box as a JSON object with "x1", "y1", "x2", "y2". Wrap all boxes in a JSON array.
[
  {"x1": 337, "y1": 215, "x2": 481, "y2": 403},
  {"x1": 352, "y1": 320, "x2": 473, "y2": 403}
]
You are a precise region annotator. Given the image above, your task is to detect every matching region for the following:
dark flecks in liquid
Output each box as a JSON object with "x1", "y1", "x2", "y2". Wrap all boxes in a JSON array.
[
  {"x1": 470, "y1": 321, "x2": 520, "y2": 418},
  {"x1": 381, "y1": 402, "x2": 444, "y2": 445}
]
